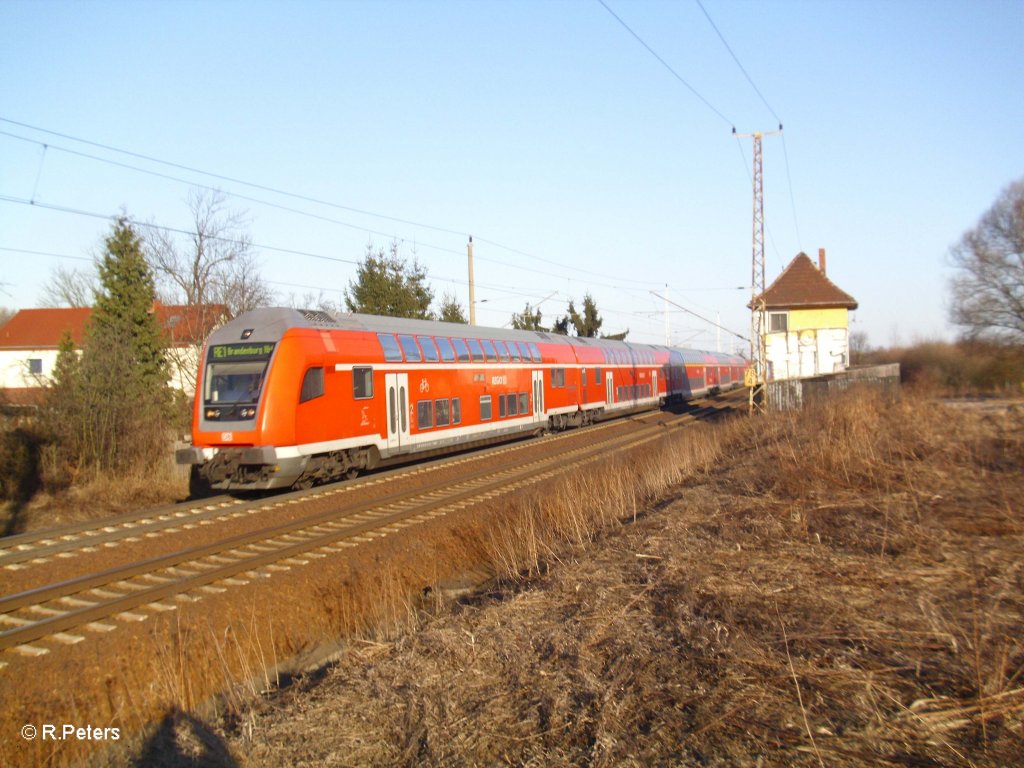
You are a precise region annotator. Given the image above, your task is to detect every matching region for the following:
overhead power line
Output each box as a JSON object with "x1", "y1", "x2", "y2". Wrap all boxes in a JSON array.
[
  {"x1": 695, "y1": 0, "x2": 780, "y2": 124},
  {"x1": 694, "y1": 2, "x2": 803, "y2": 253},
  {"x1": 0, "y1": 195, "x2": 361, "y2": 267},
  {"x1": 595, "y1": 0, "x2": 734, "y2": 129},
  {"x1": 0, "y1": 116, "x2": 668, "y2": 291}
]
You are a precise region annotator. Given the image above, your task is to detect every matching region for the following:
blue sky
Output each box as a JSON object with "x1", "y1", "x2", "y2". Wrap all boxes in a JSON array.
[{"x1": 2, "y1": 0, "x2": 1022, "y2": 351}]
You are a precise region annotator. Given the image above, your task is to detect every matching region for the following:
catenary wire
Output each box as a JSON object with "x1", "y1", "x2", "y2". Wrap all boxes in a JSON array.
[
  {"x1": 595, "y1": 0, "x2": 734, "y2": 129},
  {"x1": 0, "y1": 117, "x2": 667, "y2": 290},
  {"x1": 694, "y1": 1, "x2": 802, "y2": 253}
]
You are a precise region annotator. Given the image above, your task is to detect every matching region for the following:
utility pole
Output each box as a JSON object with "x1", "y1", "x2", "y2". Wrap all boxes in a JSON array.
[
  {"x1": 664, "y1": 284, "x2": 670, "y2": 345},
  {"x1": 735, "y1": 126, "x2": 781, "y2": 413},
  {"x1": 467, "y1": 236, "x2": 476, "y2": 326}
]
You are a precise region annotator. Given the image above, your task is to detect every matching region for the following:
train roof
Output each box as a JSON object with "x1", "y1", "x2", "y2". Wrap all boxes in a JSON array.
[{"x1": 208, "y1": 308, "x2": 745, "y2": 365}]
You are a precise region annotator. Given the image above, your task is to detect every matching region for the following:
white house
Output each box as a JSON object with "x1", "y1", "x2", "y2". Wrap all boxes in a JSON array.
[{"x1": 0, "y1": 304, "x2": 226, "y2": 405}]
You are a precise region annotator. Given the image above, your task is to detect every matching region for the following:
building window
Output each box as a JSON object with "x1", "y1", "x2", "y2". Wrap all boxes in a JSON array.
[
  {"x1": 768, "y1": 312, "x2": 789, "y2": 333},
  {"x1": 28, "y1": 358, "x2": 43, "y2": 375}
]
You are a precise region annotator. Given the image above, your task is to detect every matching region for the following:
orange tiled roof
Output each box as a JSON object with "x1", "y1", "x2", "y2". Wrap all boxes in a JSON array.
[
  {"x1": 751, "y1": 252, "x2": 858, "y2": 310},
  {"x1": 0, "y1": 304, "x2": 228, "y2": 350},
  {"x1": 0, "y1": 308, "x2": 91, "y2": 349}
]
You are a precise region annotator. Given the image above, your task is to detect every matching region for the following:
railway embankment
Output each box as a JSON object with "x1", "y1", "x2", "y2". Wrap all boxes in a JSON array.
[
  {"x1": 1, "y1": 398, "x2": 738, "y2": 767},
  {"x1": 2, "y1": 389, "x2": 1021, "y2": 766},
  {"x1": 126, "y1": 390, "x2": 1023, "y2": 767}
]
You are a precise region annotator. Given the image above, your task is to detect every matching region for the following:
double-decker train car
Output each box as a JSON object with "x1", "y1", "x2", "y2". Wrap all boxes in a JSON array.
[{"x1": 176, "y1": 308, "x2": 747, "y2": 491}]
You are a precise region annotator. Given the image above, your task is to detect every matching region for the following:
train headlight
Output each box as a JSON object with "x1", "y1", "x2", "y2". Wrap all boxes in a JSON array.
[
  {"x1": 205, "y1": 408, "x2": 221, "y2": 420},
  {"x1": 239, "y1": 407, "x2": 257, "y2": 419}
]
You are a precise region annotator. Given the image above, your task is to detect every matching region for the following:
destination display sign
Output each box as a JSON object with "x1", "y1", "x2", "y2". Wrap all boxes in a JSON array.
[{"x1": 208, "y1": 342, "x2": 275, "y2": 362}]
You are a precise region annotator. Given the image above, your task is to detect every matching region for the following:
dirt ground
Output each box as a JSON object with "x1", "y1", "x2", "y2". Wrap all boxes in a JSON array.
[{"x1": 126, "y1": 393, "x2": 1024, "y2": 766}]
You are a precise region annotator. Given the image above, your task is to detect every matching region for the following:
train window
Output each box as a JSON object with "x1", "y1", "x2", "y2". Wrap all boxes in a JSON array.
[
  {"x1": 435, "y1": 399, "x2": 450, "y2": 427},
  {"x1": 468, "y1": 339, "x2": 484, "y2": 362},
  {"x1": 495, "y1": 341, "x2": 511, "y2": 362},
  {"x1": 581, "y1": 367, "x2": 587, "y2": 387},
  {"x1": 389, "y1": 389, "x2": 397, "y2": 433},
  {"x1": 519, "y1": 392, "x2": 529, "y2": 414},
  {"x1": 452, "y1": 397, "x2": 461, "y2": 424},
  {"x1": 481, "y1": 340, "x2": 498, "y2": 362},
  {"x1": 353, "y1": 367, "x2": 373, "y2": 399},
  {"x1": 499, "y1": 395, "x2": 506, "y2": 418},
  {"x1": 417, "y1": 400, "x2": 433, "y2": 429},
  {"x1": 453, "y1": 338, "x2": 471, "y2": 362},
  {"x1": 595, "y1": 366, "x2": 601, "y2": 382},
  {"x1": 528, "y1": 343, "x2": 541, "y2": 363},
  {"x1": 550, "y1": 368, "x2": 565, "y2": 388},
  {"x1": 480, "y1": 395, "x2": 492, "y2": 420},
  {"x1": 398, "y1": 334, "x2": 422, "y2": 362},
  {"x1": 300, "y1": 367, "x2": 324, "y2": 403},
  {"x1": 437, "y1": 337, "x2": 456, "y2": 362},
  {"x1": 508, "y1": 343, "x2": 521, "y2": 362},
  {"x1": 507, "y1": 393, "x2": 518, "y2": 416},
  {"x1": 418, "y1": 336, "x2": 440, "y2": 363},
  {"x1": 515, "y1": 342, "x2": 530, "y2": 361},
  {"x1": 378, "y1": 333, "x2": 403, "y2": 362}
]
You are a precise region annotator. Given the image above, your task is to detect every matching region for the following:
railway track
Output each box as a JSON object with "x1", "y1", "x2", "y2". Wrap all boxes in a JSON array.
[{"x1": 0, "y1": 391, "x2": 742, "y2": 662}]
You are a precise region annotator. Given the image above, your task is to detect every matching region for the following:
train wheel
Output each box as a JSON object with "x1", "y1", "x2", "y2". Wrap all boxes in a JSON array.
[
  {"x1": 188, "y1": 466, "x2": 213, "y2": 500},
  {"x1": 345, "y1": 468, "x2": 359, "y2": 480}
]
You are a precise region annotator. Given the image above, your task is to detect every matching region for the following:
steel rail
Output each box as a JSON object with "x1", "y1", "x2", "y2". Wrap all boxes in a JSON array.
[
  {"x1": 0, "y1": 394, "x2": 731, "y2": 568},
  {"x1": 0, "y1": 402, "x2": 734, "y2": 653}
]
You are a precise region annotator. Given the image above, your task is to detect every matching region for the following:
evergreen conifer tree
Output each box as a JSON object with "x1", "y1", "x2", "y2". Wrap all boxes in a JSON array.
[
  {"x1": 76, "y1": 217, "x2": 172, "y2": 470},
  {"x1": 344, "y1": 241, "x2": 434, "y2": 319}
]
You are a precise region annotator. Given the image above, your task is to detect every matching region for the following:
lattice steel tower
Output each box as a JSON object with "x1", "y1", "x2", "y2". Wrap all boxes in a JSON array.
[{"x1": 736, "y1": 127, "x2": 780, "y2": 413}]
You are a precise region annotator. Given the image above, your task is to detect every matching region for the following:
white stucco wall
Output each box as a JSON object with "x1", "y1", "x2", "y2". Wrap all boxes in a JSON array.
[
  {"x1": 0, "y1": 347, "x2": 199, "y2": 393},
  {"x1": 765, "y1": 327, "x2": 850, "y2": 381},
  {"x1": 0, "y1": 349, "x2": 60, "y2": 389}
]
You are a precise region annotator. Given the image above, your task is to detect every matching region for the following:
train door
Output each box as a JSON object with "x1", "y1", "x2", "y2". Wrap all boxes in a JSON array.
[
  {"x1": 531, "y1": 370, "x2": 545, "y2": 423},
  {"x1": 651, "y1": 370, "x2": 658, "y2": 401},
  {"x1": 605, "y1": 371, "x2": 614, "y2": 406},
  {"x1": 385, "y1": 373, "x2": 409, "y2": 451}
]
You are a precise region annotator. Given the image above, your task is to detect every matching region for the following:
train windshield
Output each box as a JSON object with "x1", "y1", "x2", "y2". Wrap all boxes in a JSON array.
[{"x1": 205, "y1": 362, "x2": 267, "y2": 405}]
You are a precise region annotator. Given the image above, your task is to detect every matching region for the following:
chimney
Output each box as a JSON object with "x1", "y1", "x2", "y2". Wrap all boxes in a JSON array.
[{"x1": 818, "y1": 248, "x2": 827, "y2": 276}]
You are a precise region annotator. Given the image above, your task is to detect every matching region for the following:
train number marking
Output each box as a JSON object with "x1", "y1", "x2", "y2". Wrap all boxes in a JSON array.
[{"x1": 221, "y1": 432, "x2": 233, "y2": 442}]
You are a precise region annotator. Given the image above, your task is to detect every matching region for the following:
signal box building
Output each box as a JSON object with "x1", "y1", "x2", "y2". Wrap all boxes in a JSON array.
[{"x1": 753, "y1": 249, "x2": 858, "y2": 381}]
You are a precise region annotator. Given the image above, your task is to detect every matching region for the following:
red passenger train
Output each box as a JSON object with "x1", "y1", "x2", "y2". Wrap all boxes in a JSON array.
[{"x1": 176, "y1": 308, "x2": 747, "y2": 491}]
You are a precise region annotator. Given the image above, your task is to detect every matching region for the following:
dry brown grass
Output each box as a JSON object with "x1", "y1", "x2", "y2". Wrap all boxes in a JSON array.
[
  {"x1": 2, "y1": 458, "x2": 189, "y2": 535},
  {"x1": 5, "y1": 391, "x2": 1022, "y2": 767},
  {"x1": 195, "y1": 390, "x2": 1022, "y2": 767}
]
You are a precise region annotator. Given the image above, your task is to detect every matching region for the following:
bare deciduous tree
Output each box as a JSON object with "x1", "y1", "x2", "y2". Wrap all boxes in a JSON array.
[
  {"x1": 145, "y1": 188, "x2": 273, "y2": 392},
  {"x1": 39, "y1": 265, "x2": 98, "y2": 307},
  {"x1": 949, "y1": 178, "x2": 1024, "y2": 342}
]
